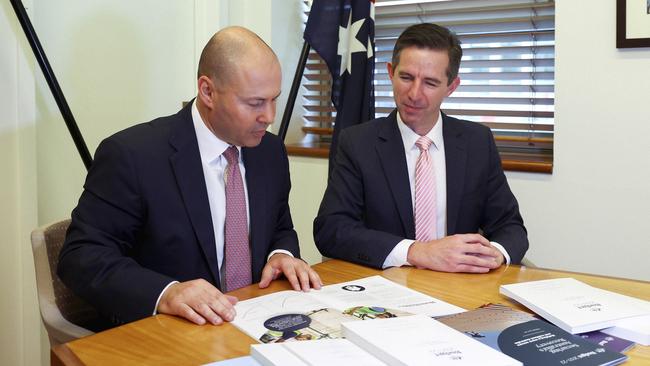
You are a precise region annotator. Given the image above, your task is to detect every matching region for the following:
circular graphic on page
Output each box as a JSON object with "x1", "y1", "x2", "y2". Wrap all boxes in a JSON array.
[
  {"x1": 259, "y1": 308, "x2": 356, "y2": 343},
  {"x1": 341, "y1": 284, "x2": 366, "y2": 292}
]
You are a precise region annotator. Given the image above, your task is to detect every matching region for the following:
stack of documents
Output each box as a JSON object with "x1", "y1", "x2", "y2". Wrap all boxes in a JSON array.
[
  {"x1": 251, "y1": 315, "x2": 522, "y2": 366},
  {"x1": 500, "y1": 278, "x2": 650, "y2": 344}
]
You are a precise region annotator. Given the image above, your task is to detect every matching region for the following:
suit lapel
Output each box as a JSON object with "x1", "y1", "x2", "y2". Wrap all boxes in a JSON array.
[
  {"x1": 169, "y1": 105, "x2": 221, "y2": 285},
  {"x1": 242, "y1": 146, "x2": 266, "y2": 280},
  {"x1": 376, "y1": 111, "x2": 415, "y2": 238},
  {"x1": 443, "y1": 113, "x2": 468, "y2": 235}
]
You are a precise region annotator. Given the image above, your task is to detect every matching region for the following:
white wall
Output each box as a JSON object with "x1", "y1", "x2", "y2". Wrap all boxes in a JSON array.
[
  {"x1": 285, "y1": 0, "x2": 650, "y2": 280},
  {"x1": 33, "y1": 0, "x2": 198, "y2": 225},
  {"x1": 1, "y1": 1, "x2": 42, "y2": 365},
  {"x1": 509, "y1": 0, "x2": 650, "y2": 280},
  {"x1": 2, "y1": 1, "x2": 224, "y2": 365}
]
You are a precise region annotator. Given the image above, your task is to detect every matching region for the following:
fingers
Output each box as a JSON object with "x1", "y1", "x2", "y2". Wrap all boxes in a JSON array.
[
  {"x1": 179, "y1": 303, "x2": 207, "y2": 325},
  {"x1": 408, "y1": 236, "x2": 505, "y2": 273},
  {"x1": 308, "y1": 268, "x2": 323, "y2": 290},
  {"x1": 157, "y1": 279, "x2": 237, "y2": 326},
  {"x1": 283, "y1": 263, "x2": 302, "y2": 291},
  {"x1": 197, "y1": 302, "x2": 225, "y2": 325},
  {"x1": 263, "y1": 254, "x2": 322, "y2": 291},
  {"x1": 259, "y1": 264, "x2": 275, "y2": 289},
  {"x1": 454, "y1": 233, "x2": 490, "y2": 246},
  {"x1": 225, "y1": 295, "x2": 239, "y2": 305}
]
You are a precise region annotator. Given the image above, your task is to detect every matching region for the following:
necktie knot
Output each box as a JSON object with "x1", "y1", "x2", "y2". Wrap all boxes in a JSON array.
[
  {"x1": 223, "y1": 146, "x2": 239, "y2": 166},
  {"x1": 415, "y1": 136, "x2": 433, "y2": 152}
]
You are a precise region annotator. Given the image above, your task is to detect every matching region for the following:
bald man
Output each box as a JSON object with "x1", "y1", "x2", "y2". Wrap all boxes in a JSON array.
[{"x1": 58, "y1": 27, "x2": 321, "y2": 331}]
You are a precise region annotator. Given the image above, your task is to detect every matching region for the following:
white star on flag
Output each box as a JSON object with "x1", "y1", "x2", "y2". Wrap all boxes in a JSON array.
[{"x1": 337, "y1": 11, "x2": 367, "y2": 76}]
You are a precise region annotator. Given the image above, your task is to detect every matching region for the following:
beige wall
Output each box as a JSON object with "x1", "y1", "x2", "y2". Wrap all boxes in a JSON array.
[
  {"x1": 286, "y1": 0, "x2": 650, "y2": 281},
  {"x1": 1, "y1": 1, "x2": 42, "y2": 364},
  {"x1": 2, "y1": 1, "x2": 225, "y2": 364}
]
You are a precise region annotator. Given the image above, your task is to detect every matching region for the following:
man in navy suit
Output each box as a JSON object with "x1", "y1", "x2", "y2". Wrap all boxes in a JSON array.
[
  {"x1": 314, "y1": 23, "x2": 528, "y2": 273},
  {"x1": 58, "y1": 26, "x2": 321, "y2": 330}
]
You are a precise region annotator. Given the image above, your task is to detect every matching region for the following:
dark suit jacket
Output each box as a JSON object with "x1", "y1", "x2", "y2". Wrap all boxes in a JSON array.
[
  {"x1": 58, "y1": 102, "x2": 299, "y2": 328},
  {"x1": 314, "y1": 110, "x2": 528, "y2": 268}
]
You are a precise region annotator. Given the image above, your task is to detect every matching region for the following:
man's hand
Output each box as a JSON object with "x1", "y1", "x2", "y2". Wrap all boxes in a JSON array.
[
  {"x1": 259, "y1": 253, "x2": 323, "y2": 291},
  {"x1": 407, "y1": 234, "x2": 504, "y2": 273},
  {"x1": 157, "y1": 279, "x2": 238, "y2": 326}
]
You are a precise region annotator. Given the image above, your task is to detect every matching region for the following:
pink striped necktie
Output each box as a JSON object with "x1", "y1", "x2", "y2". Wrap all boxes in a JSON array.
[
  {"x1": 414, "y1": 136, "x2": 437, "y2": 242},
  {"x1": 223, "y1": 146, "x2": 252, "y2": 291}
]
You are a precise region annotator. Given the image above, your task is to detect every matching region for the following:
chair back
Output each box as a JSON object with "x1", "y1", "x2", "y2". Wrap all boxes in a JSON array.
[{"x1": 31, "y1": 219, "x2": 96, "y2": 345}]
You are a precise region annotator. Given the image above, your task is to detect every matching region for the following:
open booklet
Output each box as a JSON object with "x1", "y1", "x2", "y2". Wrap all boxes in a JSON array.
[
  {"x1": 437, "y1": 303, "x2": 629, "y2": 366},
  {"x1": 500, "y1": 278, "x2": 650, "y2": 335},
  {"x1": 251, "y1": 315, "x2": 522, "y2": 366},
  {"x1": 232, "y1": 275, "x2": 464, "y2": 343}
]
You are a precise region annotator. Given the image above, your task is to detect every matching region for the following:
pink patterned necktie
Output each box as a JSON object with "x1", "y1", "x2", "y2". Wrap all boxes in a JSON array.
[
  {"x1": 414, "y1": 136, "x2": 437, "y2": 242},
  {"x1": 223, "y1": 146, "x2": 252, "y2": 291}
]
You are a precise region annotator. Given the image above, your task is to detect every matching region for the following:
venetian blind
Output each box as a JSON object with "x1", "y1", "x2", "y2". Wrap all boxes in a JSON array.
[{"x1": 297, "y1": 0, "x2": 555, "y2": 173}]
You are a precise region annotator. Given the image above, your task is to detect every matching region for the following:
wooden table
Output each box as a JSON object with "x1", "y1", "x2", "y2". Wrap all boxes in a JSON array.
[{"x1": 52, "y1": 260, "x2": 650, "y2": 365}]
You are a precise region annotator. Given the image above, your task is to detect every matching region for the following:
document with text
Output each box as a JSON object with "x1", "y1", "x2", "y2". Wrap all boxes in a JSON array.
[
  {"x1": 500, "y1": 277, "x2": 650, "y2": 334},
  {"x1": 232, "y1": 275, "x2": 464, "y2": 343}
]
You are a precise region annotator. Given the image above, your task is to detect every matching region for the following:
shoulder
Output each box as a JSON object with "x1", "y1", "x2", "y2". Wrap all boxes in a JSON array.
[
  {"x1": 98, "y1": 107, "x2": 189, "y2": 157},
  {"x1": 248, "y1": 132, "x2": 285, "y2": 155},
  {"x1": 339, "y1": 114, "x2": 394, "y2": 141},
  {"x1": 108, "y1": 111, "x2": 182, "y2": 147}
]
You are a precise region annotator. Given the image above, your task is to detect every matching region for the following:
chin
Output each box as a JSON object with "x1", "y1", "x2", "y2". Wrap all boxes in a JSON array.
[{"x1": 243, "y1": 137, "x2": 264, "y2": 147}]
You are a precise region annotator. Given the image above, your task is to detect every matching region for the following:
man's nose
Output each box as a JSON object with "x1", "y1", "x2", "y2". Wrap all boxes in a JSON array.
[
  {"x1": 407, "y1": 80, "x2": 421, "y2": 101},
  {"x1": 258, "y1": 103, "x2": 275, "y2": 125}
]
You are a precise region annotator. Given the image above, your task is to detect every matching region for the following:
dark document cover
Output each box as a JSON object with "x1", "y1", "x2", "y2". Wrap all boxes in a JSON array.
[{"x1": 439, "y1": 305, "x2": 628, "y2": 366}]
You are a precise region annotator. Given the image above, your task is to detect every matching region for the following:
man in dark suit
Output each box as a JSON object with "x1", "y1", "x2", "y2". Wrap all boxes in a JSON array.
[
  {"x1": 314, "y1": 23, "x2": 528, "y2": 273},
  {"x1": 58, "y1": 26, "x2": 321, "y2": 330}
]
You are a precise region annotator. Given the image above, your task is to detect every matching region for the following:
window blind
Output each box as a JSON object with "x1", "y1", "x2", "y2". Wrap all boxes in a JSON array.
[{"x1": 293, "y1": 0, "x2": 555, "y2": 173}]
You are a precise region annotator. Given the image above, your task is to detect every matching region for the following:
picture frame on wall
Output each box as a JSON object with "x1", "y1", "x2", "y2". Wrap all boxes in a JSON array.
[{"x1": 617, "y1": 0, "x2": 650, "y2": 48}]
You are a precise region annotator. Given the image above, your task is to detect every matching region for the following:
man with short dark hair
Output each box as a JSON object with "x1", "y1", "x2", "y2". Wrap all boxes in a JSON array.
[
  {"x1": 314, "y1": 23, "x2": 528, "y2": 273},
  {"x1": 59, "y1": 26, "x2": 321, "y2": 330}
]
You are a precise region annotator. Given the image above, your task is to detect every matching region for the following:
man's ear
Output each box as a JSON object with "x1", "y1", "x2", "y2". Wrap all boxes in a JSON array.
[
  {"x1": 197, "y1": 75, "x2": 215, "y2": 108},
  {"x1": 387, "y1": 62, "x2": 395, "y2": 81},
  {"x1": 447, "y1": 76, "x2": 461, "y2": 97}
]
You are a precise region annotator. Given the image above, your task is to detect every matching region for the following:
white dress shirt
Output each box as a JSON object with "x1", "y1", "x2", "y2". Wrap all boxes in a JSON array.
[
  {"x1": 382, "y1": 111, "x2": 510, "y2": 268},
  {"x1": 153, "y1": 101, "x2": 290, "y2": 314}
]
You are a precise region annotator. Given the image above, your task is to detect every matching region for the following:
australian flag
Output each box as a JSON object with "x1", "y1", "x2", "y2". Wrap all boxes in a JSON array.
[{"x1": 304, "y1": 0, "x2": 375, "y2": 165}]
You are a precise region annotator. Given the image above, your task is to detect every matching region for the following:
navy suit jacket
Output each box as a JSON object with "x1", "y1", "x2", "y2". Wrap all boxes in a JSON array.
[
  {"x1": 58, "y1": 102, "x2": 299, "y2": 328},
  {"x1": 314, "y1": 110, "x2": 528, "y2": 268}
]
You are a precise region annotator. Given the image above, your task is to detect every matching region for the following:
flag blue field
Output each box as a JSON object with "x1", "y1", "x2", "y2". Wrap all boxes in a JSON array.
[{"x1": 304, "y1": 0, "x2": 376, "y2": 164}]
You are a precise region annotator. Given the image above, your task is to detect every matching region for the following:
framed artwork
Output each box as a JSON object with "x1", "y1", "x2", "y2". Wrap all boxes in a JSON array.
[{"x1": 617, "y1": 0, "x2": 650, "y2": 48}]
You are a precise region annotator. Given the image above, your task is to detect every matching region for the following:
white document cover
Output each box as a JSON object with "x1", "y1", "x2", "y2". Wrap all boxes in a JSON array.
[
  {"x1": 602, "y1": 314, "x2": 650, "y2": 346},
  {"x1": 500, "y1": 278, "x2": 650, "y2": 334},
  {"x1": 251, "y1": 339, "x2": 386, "y2": 366},
  {"x1": 342, "y1": 315, "x2": 522, "y2": 366}
]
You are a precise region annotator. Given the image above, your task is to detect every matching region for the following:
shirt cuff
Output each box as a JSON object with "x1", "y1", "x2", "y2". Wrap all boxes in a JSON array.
[
  {"x1": 382, "y1": 239, "x2": 415, "y2": 269},
  {"x1": 490, "y1": 241, "x2": 511, "y2": 265},
  {"x1": 267, "y1": 249, "x2": 294, "y2": 262},
  {"x1": 153, "y1": 280, "x2": 179, "y2": 316}
]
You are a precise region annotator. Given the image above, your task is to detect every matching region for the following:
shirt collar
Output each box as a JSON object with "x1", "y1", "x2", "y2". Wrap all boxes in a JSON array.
[
  {"x1": 396, "y1": 110, "x2": 444, "y2": 152},
  {"x1": 191, "y1": 101, "x2": 241, "y2": 165}
]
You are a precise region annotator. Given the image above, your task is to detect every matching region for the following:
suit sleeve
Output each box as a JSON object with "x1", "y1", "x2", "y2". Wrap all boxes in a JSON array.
[
  {"x1": 314, "y1": 131, "x2": 405, "y2": 268},
  {"x1": 58, "y1": 138, "x2": 175, "y2": 325},
  {"x1": 481, "y1": 131, "x2": 529, "y2": 263},
  {"x1": 268, "y1": 141, "x2": 300, "y2": 258}
]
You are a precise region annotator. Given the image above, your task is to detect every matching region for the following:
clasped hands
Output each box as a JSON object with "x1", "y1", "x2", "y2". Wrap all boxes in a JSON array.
[
  {"x1": 407, "y1": 233, "x2": 505, "y2": 273},
  {"x1": 157, "y1": 253, "x2": 321, "y2": 325}
]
